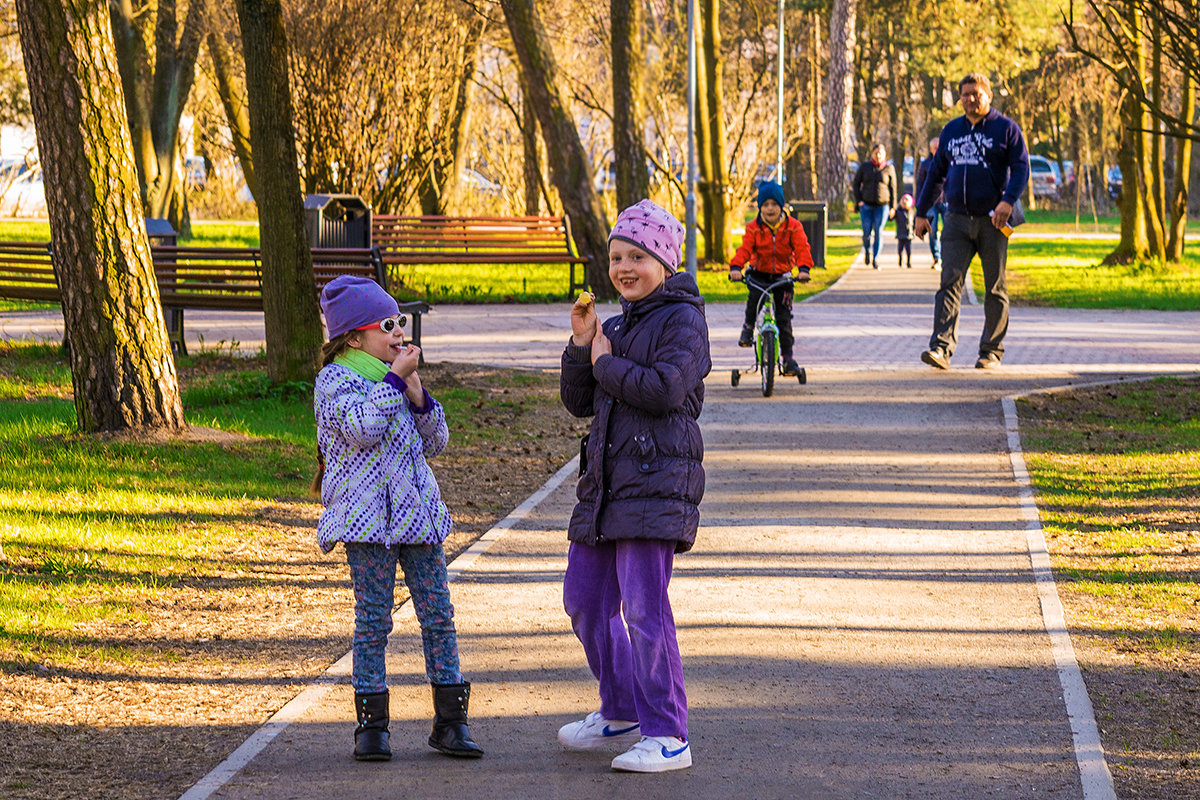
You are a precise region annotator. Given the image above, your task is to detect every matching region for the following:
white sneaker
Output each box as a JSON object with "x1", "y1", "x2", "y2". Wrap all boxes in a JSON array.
[
  {"x1": 557, "y1": 711, "x2": 640, "y2": 750},
  {"x1": 611, "y1": 736, "x2": 692, "y2": 773}
]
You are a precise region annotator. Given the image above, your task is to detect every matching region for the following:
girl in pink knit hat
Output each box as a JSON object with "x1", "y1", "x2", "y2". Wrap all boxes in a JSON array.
[{"x1": 557, "y1": 200, "x2": 711, "y2": 773}]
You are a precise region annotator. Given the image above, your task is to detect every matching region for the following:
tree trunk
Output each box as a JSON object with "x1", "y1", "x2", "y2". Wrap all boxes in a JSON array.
[
  {"x1": 521, "y1": 80, "x2": 542, "y2": 216},
  {"x1": 235, "y1": 0, "x2": 321, "y2": 383},
  {"x1": 820, "y1": 0, "x2": 855, "y2": 220},
  {"x1": 611, "y1": 0, "x2": 649, "y2": 210},
  {"x1": 1168, "y1": 71, "x2": 1195, "y2": 261},
  {"x1": 499, "y1": 0, "x2": 611, "y2": 297},
  {"x1": 16, "y1": 0, "x2": 185, "y2": 434},
  {"x1": 111, "y1": 0, "x2": 207, "y2": 237},
  {"x1": 418, "y1": 15, "x2": 484, "y2": 215},
  {"x1": 1108, "y1": 85, "x2": 1151, "y2": 264},
  {"x1": 205, "y1": 11, "x2": 258, "y2": 201},
  {"x1": 696, "y1": 0, "x2": 729, "y2": 263}
]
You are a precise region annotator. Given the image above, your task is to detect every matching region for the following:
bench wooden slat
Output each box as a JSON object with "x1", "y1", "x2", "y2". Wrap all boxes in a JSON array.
[
  {"x1": 371, "y1": 213, "x2": 589, "y2": 296},
  {"x1": 0, "y1": 241, "x2": 429, "y2": 359}
]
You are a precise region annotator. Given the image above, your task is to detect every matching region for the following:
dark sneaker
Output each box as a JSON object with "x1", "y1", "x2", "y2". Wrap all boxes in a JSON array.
[
  {"x1": 921, "y1": 348, "x2": 950, "y2": 370},
  {"x1": 738, "y1": 326, "x2": 754, "y2": 348},
  {"x1": 781, "y1": 358, "x2": 800, "y2": 376},
  {"x1": 975, "y1": 352, "x2": 1001, "y2": 370}
]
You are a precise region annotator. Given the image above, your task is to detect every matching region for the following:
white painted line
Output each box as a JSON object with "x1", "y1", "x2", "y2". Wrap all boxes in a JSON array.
[
  {"x1": 1003, "y1": 393, "x2": 1117, "y2": 800},
  {"x1": 176, "y1": 455, "x2": 579, "y2": 800}
]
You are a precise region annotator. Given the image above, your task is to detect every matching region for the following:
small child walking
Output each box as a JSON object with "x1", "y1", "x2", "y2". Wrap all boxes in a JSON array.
[
  {"x1": 314, "y1": 275, "x2": 483, "y2": 762},
  {"x1": 558, "y1": 199, "x2": 711, "y2": 773},
  {"x1": 895, "y1": 192, "x2": 915, "y2": 269}
]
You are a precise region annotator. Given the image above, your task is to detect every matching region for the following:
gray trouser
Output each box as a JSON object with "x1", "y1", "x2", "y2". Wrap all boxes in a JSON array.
[{"x1": 930, "y1": 212, "x2": 1010, "y2": 358}]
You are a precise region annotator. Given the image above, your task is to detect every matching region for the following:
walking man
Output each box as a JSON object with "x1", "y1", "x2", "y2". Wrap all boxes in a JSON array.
[
  {"x1": 914, "y1": 72, "x2": 1029, "y2": 370},
  {"x1": 913, "y1": 137, "x2": 947, "y2": 270}
]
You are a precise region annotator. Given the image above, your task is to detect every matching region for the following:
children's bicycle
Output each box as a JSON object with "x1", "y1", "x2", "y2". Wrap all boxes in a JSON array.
[{"x1": 731, "y1": 274, "x2": 806, "y2": 397}]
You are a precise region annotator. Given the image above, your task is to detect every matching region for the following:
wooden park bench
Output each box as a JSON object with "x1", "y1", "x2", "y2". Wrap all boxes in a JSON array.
[
  {"x1": 0, "y1": 241, "x2": 429, "y2": 358},
  {"x1": 371, "y1": 214, "x2": 591, "y2": 297}
]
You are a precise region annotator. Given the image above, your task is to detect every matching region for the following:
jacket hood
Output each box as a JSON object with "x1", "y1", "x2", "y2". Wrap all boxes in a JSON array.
[{"x1": 619, "y1": 270, "x2": 704, "y2": 319}]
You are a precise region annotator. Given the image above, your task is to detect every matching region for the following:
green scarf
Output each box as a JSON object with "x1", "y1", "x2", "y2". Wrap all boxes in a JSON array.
[{"x1": 334, "y1": 348, "x2": 389, "y2": 382}]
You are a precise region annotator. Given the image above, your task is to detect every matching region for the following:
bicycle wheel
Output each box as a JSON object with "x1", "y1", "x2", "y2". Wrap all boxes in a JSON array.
[{"x1": 759, "y1": 330, "x2": 775, "y2": 397}]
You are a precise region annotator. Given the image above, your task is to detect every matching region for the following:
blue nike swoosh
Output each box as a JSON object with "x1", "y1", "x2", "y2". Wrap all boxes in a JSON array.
[
  {"x1": 602, "y1": 723, "x2": 640, "y2": 737},
  {"x1": 660, "y1": 742, "x2": 689, "y2": 758}
]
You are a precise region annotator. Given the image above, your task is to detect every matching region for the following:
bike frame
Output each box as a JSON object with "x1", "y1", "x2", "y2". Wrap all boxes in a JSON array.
[{"x1": 745, "y1": 274, "x2": 792, "y2": 370}]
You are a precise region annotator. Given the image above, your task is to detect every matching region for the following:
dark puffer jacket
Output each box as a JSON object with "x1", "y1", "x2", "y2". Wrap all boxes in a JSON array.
[{"x1": 560, "y1": 272, "x2": 711, "y2": 553}]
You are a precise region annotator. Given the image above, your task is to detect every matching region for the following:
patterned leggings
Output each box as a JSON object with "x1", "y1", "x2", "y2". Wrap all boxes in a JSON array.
[{"x1": 345, "y1": 542, "x2": 461, "y2": 693}]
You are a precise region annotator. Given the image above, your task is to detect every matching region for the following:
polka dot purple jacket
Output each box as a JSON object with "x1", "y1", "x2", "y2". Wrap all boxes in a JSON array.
[{"x1": 314, "y1": 364, "x2": 452, "y2": 553}]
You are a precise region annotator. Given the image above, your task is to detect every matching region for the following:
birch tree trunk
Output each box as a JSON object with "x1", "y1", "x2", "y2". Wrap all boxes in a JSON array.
[
  {"x1": 16, "y1": 0, "x2": 185, "y2": 433},
  {"x1": 499, "y1": 0, "x2": 611, "y2": 297},
  {"x1": 235, "y1": 0, "x2": 321, "y2": 383},
  {"x1": 820, "y1": 0, "x2": 855, "y2": 219},
  {"x1": 611, "y1": 0, "x2": 649, "y2": 210}
]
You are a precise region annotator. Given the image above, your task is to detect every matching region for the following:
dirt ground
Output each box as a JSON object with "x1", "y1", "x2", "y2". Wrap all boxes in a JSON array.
[{"x1": 0, "y1": 361, "x2": 586, "y2": 800}]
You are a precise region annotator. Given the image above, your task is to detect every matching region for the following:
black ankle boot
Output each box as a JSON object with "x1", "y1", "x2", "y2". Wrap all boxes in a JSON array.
[
  {"x1": 429, "y1": 682, "x2": 484, "y2": 758},
  {"x1": 354, "y1": 690, "x2": 391, "y2": 761}
]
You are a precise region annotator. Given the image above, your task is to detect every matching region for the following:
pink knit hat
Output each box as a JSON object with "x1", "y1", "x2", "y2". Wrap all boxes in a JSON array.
[{"x1": 609, "y1": 199, "x2": 685, "y2": 274}]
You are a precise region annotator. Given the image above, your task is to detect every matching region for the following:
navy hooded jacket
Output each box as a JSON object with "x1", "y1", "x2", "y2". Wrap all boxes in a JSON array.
[
  {"x1": 560, "y1": 271, "x2": 710, "y2": 553},
  {"x1": 915, "y1": 108, "x2": 1029, "y2": 218}
]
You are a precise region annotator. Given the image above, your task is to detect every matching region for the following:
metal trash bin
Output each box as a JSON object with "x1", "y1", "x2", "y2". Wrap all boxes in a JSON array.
[
  {"x1": 304, "y1": 194, "x2": 371, "y2": 248},
  {"x1": 145, "y1": 217, "x2": 177, "y2": 247},
  {"x1": 145, "y1": 218, "x2": 186, "y2": 355},
  {"x1": 788, "y1": 201, "x2": 827, "y2": 269}
]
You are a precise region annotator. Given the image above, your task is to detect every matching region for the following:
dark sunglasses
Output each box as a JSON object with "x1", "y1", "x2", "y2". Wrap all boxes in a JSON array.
[{"x1": 356, "y1": 313, "x2": 407, "y2": 333}]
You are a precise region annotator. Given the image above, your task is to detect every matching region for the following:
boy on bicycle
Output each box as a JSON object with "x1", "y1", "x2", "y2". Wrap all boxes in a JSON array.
[{"x1": 728, "y1": 180, "x2": 813, "y2": 376}]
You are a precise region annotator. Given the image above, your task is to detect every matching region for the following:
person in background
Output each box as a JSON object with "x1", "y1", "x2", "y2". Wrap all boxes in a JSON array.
[
  {"x1": 914, "y1": 71, "x2": 1030, "y2": 370},
  {"x1": 895, "y1": 193, "x2": 915, "y2": 269},
  {"x1": 852, "y1": 142, "x2": 897, "y2": 268},
  {"x1": 729, "y1": 180, "x2": 813, "y2": 377},
  {"x1": 914, "y1": 137, "x2": 948, "y2": 269}
]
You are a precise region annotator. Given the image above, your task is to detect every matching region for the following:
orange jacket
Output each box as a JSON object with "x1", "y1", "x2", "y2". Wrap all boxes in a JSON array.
[{"x1": 730, "y1": 216, "x2": 814, "y2": 275}]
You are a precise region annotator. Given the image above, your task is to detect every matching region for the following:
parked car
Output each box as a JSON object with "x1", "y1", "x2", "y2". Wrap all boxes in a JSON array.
[
  {"x1": 1107, "y1": 166, "x2": 1122, "y2": 200},
  {"x1": 0, "y1": 166, "x2": 46, "y2": 217},
  {"x1": 460, "y1": 168, "x2": 502, "y2": 195},
  {"x1": 1028, "y1": 155, "x2": 1061, "y2": 198}
]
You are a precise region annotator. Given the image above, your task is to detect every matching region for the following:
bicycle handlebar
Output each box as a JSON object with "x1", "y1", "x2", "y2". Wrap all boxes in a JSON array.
[{"x1": 737, "y1": 274, "x2": 795, "y2": 293}]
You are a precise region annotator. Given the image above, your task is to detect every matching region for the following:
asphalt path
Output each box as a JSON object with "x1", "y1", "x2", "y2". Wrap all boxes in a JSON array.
[{"x1": 6, "y1": 244, "x2": 1200, "y2": 799}]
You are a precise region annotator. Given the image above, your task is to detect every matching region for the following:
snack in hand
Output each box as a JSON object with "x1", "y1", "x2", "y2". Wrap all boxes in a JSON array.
[{"x1": 578, "y1": 291, "x2": 595, "y2": 306}]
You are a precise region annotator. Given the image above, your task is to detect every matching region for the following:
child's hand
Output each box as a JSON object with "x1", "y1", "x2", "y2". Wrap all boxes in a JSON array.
[
  {"x1": 591, "y1": 327, "x2": 612, "y2": 364},
  {"x1": 389, "y1": 343, "x2": 421, "y2": 379},
  {"x1": 728, "y1": 266, "x2": 743, "y2": 282},
  {"x1": 571, "y1": 291, "x2": 598, "y2": 346}
]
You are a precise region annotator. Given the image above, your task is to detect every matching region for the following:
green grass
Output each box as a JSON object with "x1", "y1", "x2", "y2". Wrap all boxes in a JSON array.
[
  {"x1": 993, "y1": 239, "x2": 1200, "y2": 309},
  {"x1": 1017, "y1": 376, "x2": 1200, "y2": 649}
]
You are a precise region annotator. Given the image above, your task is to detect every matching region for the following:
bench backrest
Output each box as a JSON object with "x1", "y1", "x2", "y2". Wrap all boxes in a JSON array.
[
  {"x1": 372, "y1": 215, "x2": 576, "y2": 256},
  {"x1": 0, "y1": 242, "x2": 385, "y2": 309}
]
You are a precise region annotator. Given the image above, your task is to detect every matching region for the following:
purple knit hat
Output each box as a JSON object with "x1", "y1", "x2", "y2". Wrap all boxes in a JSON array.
[
  {"x1": 609, "y1": 199, "x2": 685, "y2": 274},
  {"x1": 319, "y1": 275, "x2": 399, "y2": 338}
]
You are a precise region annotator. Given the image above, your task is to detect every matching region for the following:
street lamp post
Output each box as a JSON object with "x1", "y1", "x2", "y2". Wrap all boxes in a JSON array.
[
  {"x1": 685, "y1": 0, "x2": 697, "y2": 274},
  {"x1": 775, "y1": 0, "x2": 785, "y2": 187}
]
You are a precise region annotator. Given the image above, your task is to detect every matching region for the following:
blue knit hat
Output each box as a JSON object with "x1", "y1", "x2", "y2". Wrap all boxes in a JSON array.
[
  {"x1": 319, "y1": 275, "x2": 399, "y2": 338},
  {"x1": 757, "y1": 180, "x2": 786, "y2": 211}
]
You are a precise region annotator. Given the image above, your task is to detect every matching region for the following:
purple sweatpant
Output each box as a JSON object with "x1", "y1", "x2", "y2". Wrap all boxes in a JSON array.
[{"x1": 563, "y1": 539, "x2": 688, "y2": 739}]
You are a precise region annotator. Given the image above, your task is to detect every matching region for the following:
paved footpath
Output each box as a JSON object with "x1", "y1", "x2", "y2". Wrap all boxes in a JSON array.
[{"x1": 6, "y1": 247, "x2": 1200, "y2": 799}]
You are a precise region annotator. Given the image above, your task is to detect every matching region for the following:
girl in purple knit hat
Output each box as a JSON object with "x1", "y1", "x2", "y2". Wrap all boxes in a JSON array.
[
  {"x1": 557, "y1": 199, "x2": 711, "y2": 772},
  {"x1": 314, "y1": 275, "x2": 483, "y2": 763}
]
